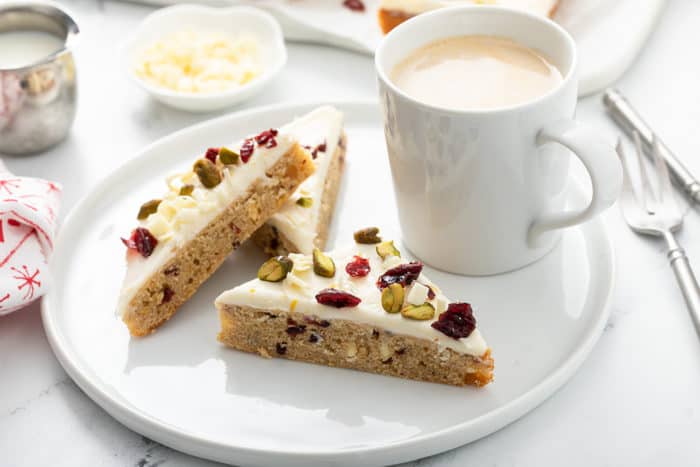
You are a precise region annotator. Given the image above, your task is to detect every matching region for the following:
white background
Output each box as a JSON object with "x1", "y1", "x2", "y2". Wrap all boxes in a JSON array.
[{"x1": 2, "y1": 1, "x2": 700, "y2": 466}]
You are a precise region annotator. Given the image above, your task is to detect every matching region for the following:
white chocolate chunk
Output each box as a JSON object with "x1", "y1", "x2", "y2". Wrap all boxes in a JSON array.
[{"x1": 407, "y1": 283, "x2": 429, "y2": 305}]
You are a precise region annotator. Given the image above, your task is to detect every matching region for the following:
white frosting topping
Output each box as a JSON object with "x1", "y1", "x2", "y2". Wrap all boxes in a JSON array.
[
  {"x1": 215, "y1": 243, "x2": 488, "y2": 356},
  {"x1": 117, "y1": 130, "x2": 297, "y2": 317},
  {"x1": 380, "y1": 0, "x2": 558, "y2": 16},
  {"x1": 265, "y1": 106, "x2": 344, "y2": 254}
]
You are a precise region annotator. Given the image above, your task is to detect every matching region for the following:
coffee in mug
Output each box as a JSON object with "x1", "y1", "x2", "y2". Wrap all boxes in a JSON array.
[{"x1": 390, "y1": 35, "x2": 563, "y2": 111}]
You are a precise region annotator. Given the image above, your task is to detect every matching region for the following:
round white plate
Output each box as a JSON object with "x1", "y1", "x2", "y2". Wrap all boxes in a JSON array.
[{"x1": 42, "y1": 102, "x2": 614, "y2": 467}]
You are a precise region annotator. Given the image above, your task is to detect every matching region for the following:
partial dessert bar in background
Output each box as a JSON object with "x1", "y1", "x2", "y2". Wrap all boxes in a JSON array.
[
  {"x1": 252, "y1": 106, "x2": 346, "y2": 256},
  {"x1": 117, "y1": 126, "x2": 315, "y2": 336},
  {"x1": 216, "y1": 228, "x2": 494, "y2": 387},
  {"x1": 378, "y1": 0, "x2": 560, "y2": 34}
]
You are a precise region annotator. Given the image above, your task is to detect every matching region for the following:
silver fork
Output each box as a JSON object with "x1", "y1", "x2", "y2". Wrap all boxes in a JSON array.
[{"x1": 617, "y1": 131, "x2": 700, "y2": 336}]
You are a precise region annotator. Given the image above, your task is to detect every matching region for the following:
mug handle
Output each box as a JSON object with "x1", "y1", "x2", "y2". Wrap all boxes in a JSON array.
[{"x1": 528, "y1": 119, "x2": 623, "y2": 246}]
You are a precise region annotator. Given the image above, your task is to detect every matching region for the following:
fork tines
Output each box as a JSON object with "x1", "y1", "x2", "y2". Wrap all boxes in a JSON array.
[{"x1": 616, "y1": 131, "x2": 678, "y2": 216}]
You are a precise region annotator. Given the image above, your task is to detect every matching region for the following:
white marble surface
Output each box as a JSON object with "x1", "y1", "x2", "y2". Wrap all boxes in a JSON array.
[{"x1": 2, "y1": 1, "x2": 700, "y2": 466}]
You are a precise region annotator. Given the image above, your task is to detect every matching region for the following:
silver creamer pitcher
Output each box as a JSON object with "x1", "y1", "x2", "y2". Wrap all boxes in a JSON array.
[{"x1": 0, "y1": 2, "x2": 79, "y2": 155}]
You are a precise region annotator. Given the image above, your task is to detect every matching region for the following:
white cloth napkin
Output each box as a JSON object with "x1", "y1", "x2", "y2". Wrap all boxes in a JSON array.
[{"x1": 0, "y1": 162, "x2": 61, "y2": 315}]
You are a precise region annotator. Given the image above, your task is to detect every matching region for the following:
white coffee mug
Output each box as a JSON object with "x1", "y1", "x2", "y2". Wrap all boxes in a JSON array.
[{"x1": 376, "y1": 6, "x2": 622, "y2": 275}]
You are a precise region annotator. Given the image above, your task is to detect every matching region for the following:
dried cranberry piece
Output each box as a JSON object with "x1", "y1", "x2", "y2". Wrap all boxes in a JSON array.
[
  {"x1": 345, "y1": 255, "x2": 371, "y2": 278},
  {"x1": 275, "y1": 343, "x2": 287, "y2": 355},
  {"x1": 431, "y1": 303, "x2": 477, "y2": 339},
  {"x1": 308, "y1": 333, "x2": 319, "y2": 343},
  {"x1": 240, "y1": 138, "x2": 255, "y2": 163},
  {"x1": 161, "y1": 286, "x2": 175, "y2": 304},
  {"x1": 254, "y1": 128, "x2": 278, "y2": 146},
  {"x1": 315, "y1": 288, "x2": 361, "y2": 308},
  {"x1": 303, "y1": 316, "x2": 331, "y2": 327},
  {"x1": 376, "y1": 262, "x2": 423, "y2": 290},
  {"x1": 164, "y1": 265, "x2": 179, "y2": 276},
  {"x1": 228, "y1": 222, "x2": 241, "y2": 234},
  {"x1": 204, "y1": 147, "x2": 219, "y2": 163},
  {"x1": 286, "y1": 318, "x2": 306, "y2": 336},
  {"x1": 426, "y1": 285, "x2": 436, "y2": 300},
  {"x1": 121, "y1": 227, "x2": 158, "y2": 258},
  {"x1": 343, "y1": 0, "x2": 365, "y2": 12},
  {"x1": 310, "y1": 140, "x2": 327, "y2": 159},
  {"x1": 286, "y1": 324, "x2": 306, "y2": 336}
]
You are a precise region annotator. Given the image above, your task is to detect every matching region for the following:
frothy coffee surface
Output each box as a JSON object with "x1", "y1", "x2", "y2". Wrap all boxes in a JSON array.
[{"x1": 391, "y1": 35, "x2": 563, "y2": 111}]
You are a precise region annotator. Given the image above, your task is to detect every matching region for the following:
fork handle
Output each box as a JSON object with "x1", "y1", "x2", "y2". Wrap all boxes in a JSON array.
[{"x1": 665, "y1": 233, "x2": 700, "y2": 337}]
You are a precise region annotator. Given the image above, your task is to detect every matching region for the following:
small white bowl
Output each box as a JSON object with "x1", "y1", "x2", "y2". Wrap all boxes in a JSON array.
[{"x1": 123, "y1": 5, "x2": 287, "y2": 113}]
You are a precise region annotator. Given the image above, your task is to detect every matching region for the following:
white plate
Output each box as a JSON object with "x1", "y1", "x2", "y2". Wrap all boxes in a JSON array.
[
  {"x1": 122, "y1": 0, "x2": 666, "y2": 96},
  {"x1": 42, "y1": 102, "x2": 614, "y2": 467}
]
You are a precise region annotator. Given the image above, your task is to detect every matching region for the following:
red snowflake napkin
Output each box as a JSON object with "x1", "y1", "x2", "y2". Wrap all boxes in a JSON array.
[{"x1": 0, "y1": 162, "x2": 61, "y2": 315}]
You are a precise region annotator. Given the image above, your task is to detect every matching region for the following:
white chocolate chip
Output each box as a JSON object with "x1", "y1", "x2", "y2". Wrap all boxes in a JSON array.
[
  {"x1": 407, "y1": 283, "x2": 429, "y2": 305},
  {"x1": 146, "y1": 215, "x2": 172, "y2": 238}
]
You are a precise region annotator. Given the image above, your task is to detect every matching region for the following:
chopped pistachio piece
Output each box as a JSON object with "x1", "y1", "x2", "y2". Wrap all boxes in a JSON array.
[
  {"x1": 193, "y1": 158, "x2": 222, "y2": 188},
  {"x1": 179, "y1": 184, "x2": 194, "y2": 196},
  {"x1": 258, "y1": 256, "x2": 293, "y2": 282},
  {"x1": 296, "y1": 197, "x2": 313, "y2": 208},
  {"x1": 401, "y1": 302, "x2": 435, "y2": 320},
  {"x1": 218, "y1": 146, "x2": 239, "y2": 165},
  {"x1": 381, "y1": 283, "x2": 404, "y2": 313},
  {"x1": 137, "y1": 199, "x2": 161, "y2": 220},
  {"x1": 313, "y1": 248, "x2": 336, "y2": 278},
  {"x1": 376, "y1": 240, "x2": 401, "y2": 259},
  {"x1": 354, "y1": 227, "x2": 381, "y2": 244}
]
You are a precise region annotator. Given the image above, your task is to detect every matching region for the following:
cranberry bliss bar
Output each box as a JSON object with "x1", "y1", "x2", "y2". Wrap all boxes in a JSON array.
[
  {"x1": 117, "y1": 127, "x2": 315, "y2": 336},
  {"x1": 378, "y1": 0, "x2": 560, "y2": 34},
  {"x1": 215, "y1": 228, "x2": 494, "y2": 387}
]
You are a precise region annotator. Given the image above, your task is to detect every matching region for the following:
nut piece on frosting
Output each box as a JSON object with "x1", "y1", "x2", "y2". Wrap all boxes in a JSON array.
[
  {"x1": 381, "y1": 283, "x2": 404, "y2": 313},
  {"x1": 313, "y1": 248, "x2": 336, "y2": 278},
  {"x1": 376, "y1": 240, "x2": 400, "y2": 259},
  {"x1": 354, "y1": 227, "x2": 381, "y2": 244},
  {"x1": 401, "y1": 302, "x2": 435, "y2": 321},
  {"x1": 193, "y1": 158, "x2": 222, "y2": 188},
  {"x1": 137, "y1": 199, "x2": 162, "y2": 220},
  {"x1": 218, "y1": 147, "x2": 240, "y2": 165},
  {"x1": 258, "y1": 256, "x2": 294, "y2": 282},
  {"x1": 178, "y1": 184, "x2": 194, "y2": 196}
]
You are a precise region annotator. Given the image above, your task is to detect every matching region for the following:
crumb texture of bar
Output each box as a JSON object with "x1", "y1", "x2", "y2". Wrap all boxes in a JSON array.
[
  {"x1": 122, "y1": 144, "x2": 314, "y2": 336},
  {"x1": 218, "y1": 305, "x2": 494, "y2": 387}
]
